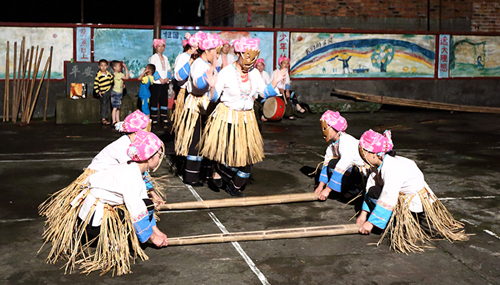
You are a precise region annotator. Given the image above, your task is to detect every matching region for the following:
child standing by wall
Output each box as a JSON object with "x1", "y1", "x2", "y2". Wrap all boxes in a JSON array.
[
  {"x1": 138, "y1": 64, "x2": 160, "y2": 117},
  {"x1": 110, "y1": 61, "x2": 129, "y2": 126},
  {"x1": 94, "y1": 59, "x2": 114, "y2": 125}
]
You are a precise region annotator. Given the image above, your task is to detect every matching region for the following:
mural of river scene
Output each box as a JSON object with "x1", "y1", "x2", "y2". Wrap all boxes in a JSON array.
[
  {"x1": 94, "y1": 29, "x2": 274, "y2": 79},
  {"x1": 449, "y1": 35, "x2": 500, "y2": 77},
  {"x1": 290, "y1": 33, "x2": 436, "y2": 78}
]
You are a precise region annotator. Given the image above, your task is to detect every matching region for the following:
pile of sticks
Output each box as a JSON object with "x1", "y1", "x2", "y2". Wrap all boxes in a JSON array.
[{"x1": 3, "y1": 37, "x2": 53, "y2": 123}]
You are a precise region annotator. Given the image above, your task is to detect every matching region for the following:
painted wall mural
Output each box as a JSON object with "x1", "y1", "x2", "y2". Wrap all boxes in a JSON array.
[
  {"x1": 0, "y1": 27, "x2": 73, "y2": 79},
  {"x1": 93, "y1": 29, "x2": 274, "y2": 79},
  {"x1": 290, "y1": 33, "x2": 436, "y2": 78},
  {"x1": 449, "y1": 35, "x2": 500, "y2": 77}
]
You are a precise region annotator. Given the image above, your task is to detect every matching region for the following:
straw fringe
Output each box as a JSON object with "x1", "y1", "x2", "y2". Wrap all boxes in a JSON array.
[
  {"x1": 40, "y1": 190, "x2": 148, "y2": 276},
  {"x1": 199, "y1": 104, "x2": 264, "y2": 167},
  {"x1": 378, "y1": 188, "x2": 467, "y2": 254},
  {"x1": 38, "y1": 168, "x2": 95, "y2": 228},
  {"x1": 173, "y1": 94, "x2": 207, "y2": 157},
  {"x1": 171, "y1": 88, "x2": 186, "y2": 132}
]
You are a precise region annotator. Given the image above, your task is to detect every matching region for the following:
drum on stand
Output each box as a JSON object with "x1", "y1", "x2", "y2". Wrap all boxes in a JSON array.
[{"x1": 263, "y1": 96, "x2": 286, "y2": 121}]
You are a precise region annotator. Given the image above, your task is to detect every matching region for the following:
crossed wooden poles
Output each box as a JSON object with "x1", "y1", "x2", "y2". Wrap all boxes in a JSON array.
[{"x1": 160, "y1": 192, "x2": 360, "y2": 246}]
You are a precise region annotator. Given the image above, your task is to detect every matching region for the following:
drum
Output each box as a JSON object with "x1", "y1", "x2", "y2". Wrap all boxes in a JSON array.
[{"x1": 263, "y1": 96, "x2": 286, "y2": 121}]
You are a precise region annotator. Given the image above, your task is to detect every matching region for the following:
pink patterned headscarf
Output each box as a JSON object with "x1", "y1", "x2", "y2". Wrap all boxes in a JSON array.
[
  {"x1": 222, "y1": 40, "x2": 230, "y2": 46},
  {"x1": 320, "y1": 110, "x2": 347, "y2": 132},
  {"x1": 233, "y1": 37, "x2": 260, "y2": 53},
  {"x1": 182, "y1": 39, "x2": 188, "y2": 47},
  {"x1": 199, "y1": 33, "x2": 221, "y2": 50},
  {"x1": 279, "y1": 56, "x2": 290, "y2": 66},
  {"x1": 153, "y1": 38, "x2": 165, "y2": 49},
  {"x1": 188, "y1": 31, "x2": 206, "y2": 48},
  {"x1": 256, "y1": 58, "x2": 265, "y2": 67},
  {"x1": 359, "y1": 129, "x2": 394, "y2": 153},
  {"x1": 127, "y1": 130, "x2": 162, "y2": 161},
  {"x1": 121, "y1": 110, "x2": 150, "y2": 133}
]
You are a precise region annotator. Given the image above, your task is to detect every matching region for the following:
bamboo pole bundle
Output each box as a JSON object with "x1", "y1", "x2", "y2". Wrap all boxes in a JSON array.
[
  {"x1": 12, "y1": 38, "x2": 24, "y2": 123},
  {"x1": 159, "y1": 192, "x2": 319, "y2": 211},
  {"x1": 332, "y1": 88, "x2": 500, "y2": 114},
  {"x1": 27, "y1": 55, "x2": 50, "y2": 124},
  {"x1": 43, "y1": 46, "x2": 53, "y2": 121},
  {"x1": 168, "y1": 224, "x2": 360, "y2": 246},
  {"x1": 11, "y1": 42, "x2": 17, "y2": 122},
  {"x1": 23, "y1": 47, "x2": 43, "y2": 123},
  {"x1": 3, "y1": 41, "x2": 9, "y2": 122},
  {"x1": 22, "y1": 46, "x2": 34, "y2": 121}
]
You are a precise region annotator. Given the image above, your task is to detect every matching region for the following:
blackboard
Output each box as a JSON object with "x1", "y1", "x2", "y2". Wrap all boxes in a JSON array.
[{"x1": 65, "y1": 61, "x2": 112, "y2": 96}]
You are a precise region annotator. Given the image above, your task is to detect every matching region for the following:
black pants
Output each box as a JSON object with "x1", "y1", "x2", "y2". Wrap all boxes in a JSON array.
[
  {"x1": 184, "y1": 115, "x2": 204, "y2": 183},
  {"x1": 150, "y1": 84, "x2": 169, "y2": 123},
  {"x1": 100, "y1": 89, "x2": 112, "y2": 120},
  {"x1": 318, "y1": 159, "x2": 364, "y2": 197}
]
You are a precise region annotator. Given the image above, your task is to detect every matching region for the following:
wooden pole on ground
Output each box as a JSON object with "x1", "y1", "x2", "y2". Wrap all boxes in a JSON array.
[
  {"x1": 27, "y1": 55, "x2": 50, "y2": 124},
  {"x1": 43, "y1": 46, "x2": 53, "y2": 121},
  {"x1": 168, "y1": 224, "x2": 360, "y2": 246},
  {"x1": 159, "y1": 192, "x2": 319, "y2": 211},
  {"x1": 3, "y1": 41, "x2": 9, "y2": 122}
]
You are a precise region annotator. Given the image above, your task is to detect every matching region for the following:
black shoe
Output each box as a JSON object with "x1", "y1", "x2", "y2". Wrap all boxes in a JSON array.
[
  {"x1": 225, "y1": 187, "x2": 245, "y2": 197},
  {"x1": 183, "y1": 180, "x2": 203, "y2": 187},
  {"x1": 212, "y1": 178, "x2": 223, "y2": 188}
]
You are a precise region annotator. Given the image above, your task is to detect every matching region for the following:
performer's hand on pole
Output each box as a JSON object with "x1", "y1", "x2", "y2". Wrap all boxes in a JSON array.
[
  {"x1": 314, "y1": 182, "x2": 325, "y2": 195},
  {"x1": 150, "y1": 226, "x2": 169, "y2": 247},
  {"x1": 359, "y1": 221, "x2": 373, "y2": 235},
  {"x1": 318, "y1": 187, "x2": 332, "y2": 201}
]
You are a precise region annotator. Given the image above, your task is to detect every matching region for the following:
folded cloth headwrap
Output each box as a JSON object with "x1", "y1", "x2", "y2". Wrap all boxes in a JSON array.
[
  {"x1": 233, "y1": 37, "x2": 260, "y2": 53},
  {"x1": 153, "y1": 38, "x2": 165, "y2": 49},
  {"x1": 278, "y1": 56, "x2": 290, "y2": 66},
  {"x1": 188, "y1": 31, "x2": 206, "y2": 48},
  {"x1": 120, "y1": 110, "x2": 150, "y2": 133},
  {"x1": 359, "y1": 129, "x2": 394, "y2": 153},
  {"x1": 199, "y1": 33, "x2": 221, "y2": 50},
  {"x1": 320, "y1": 110, "x2": 347, "y2": 132},
  {"x1": 127, "y1": 130, "x2": 162, "y2": 161},
  {"x1": 256, "y1": 58, "x2": 265, "y2": 67}
]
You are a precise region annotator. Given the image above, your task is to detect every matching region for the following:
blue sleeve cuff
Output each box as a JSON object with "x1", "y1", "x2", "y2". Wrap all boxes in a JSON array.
[
  {"x1": 262, "y1": 83, "x2": 278, "y2": 99},
  {"x1": 326, "y1": 170, "x2": 342, "y2": 193},
  {"x1": 153, "y1": 71, "x2": 161, "y2": 81},
  {"x1": 285, "y1": 84, "x2": 291, "y2": 90},
  {"x1": 319, "y1": 166, "x2": 328, "y2": 184},
  {"x1": 175, "y1": 62, "x2": 190, "y2": 81},
  {"x1": 133, "y1": 212, "x2": 155, "y2": 243},
  {"x1": 216, "y1": 66, "x2": 221, "y2": 72},
  {"x1": 167, "y1": 71, "x2": 172, "y2": 80},
  {"x1": 195, "y1": 73, "x2": 209, "y2": 90},
  {"x1": 368, "y1": 202, "x2": 393, "y2": 230}
]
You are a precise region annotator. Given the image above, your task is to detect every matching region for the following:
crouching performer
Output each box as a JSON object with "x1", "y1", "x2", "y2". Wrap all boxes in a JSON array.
[
  {"x1": 40, "y1": 130, "x2": 168, "y2": 276},
  {"x1": 314, "y1": 110, "x2": 368, "y2": 201},
  {"x1": 356, "y1": 129, "x2": 467, "y2": 253}
]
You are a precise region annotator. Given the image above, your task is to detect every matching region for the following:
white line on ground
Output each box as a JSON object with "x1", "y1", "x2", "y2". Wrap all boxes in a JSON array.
[
  {"x1": 181, "y1": 178, "x2": 270, "y2": 285},
  {"x1": 0, "y1": 158, "x2": 92, "y2": 163},
  {"x1": 157, "y1": 210, "x2": 198, "y2": 214},
  {"x1": 484, "y1": 230, "x2": 500, "y2": 240},
  {"x1": 439, "y1": 196, "x2": 496, "y2": 201},
  {"x1": 0, "y1": 218, "x2": 35, "y2": 223}
]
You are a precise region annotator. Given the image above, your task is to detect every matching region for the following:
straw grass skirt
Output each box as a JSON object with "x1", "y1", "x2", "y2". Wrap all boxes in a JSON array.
[
  {"x1": 173, "y1": 94, "x2": 209, "y2": 157},
  {"x1": 38, "y1": 168, "x2": 96, "y2": 229},
  {"x1": 39, "y1": 189, "x2": 148, "y2": 276},
  {"x1": 199, "y1": 103, "x2": 264, "y2": 168},
  {"x1": 171, "y1": 88, "x2": 186, "y2": 132},
  {"x1": 379, "y1": 188, "x2": 468, "y2": 254}
]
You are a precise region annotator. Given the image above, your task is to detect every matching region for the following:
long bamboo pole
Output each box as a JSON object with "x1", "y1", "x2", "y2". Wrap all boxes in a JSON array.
[
  {"x1": 27, "y1": 55, "x2": 50, "y2": 123},
  {"x1": 11, "y1": 41, "x2": 17, "y2": 123},
  {"x1": 22, "y1": 46, "x2": 34, "y2": 121},
  {"x1": 18, "y1": 49, "x2": 29, "y2": 122},
  {"x1": 159, "y1": 192, "x2": 319, "y2": 211},
  {"x1": 3, "y1": 41, "x2": 9, "y2": 122},
  {"x1": 168, "y1": 224, "x2": 360, "y2": 246},
  {"x1": 13, "y1": 39, "x2": 25, "y2": 123},
  {"x1": 43, "y1": 46, "x2": 53, "y2": 121},
  {"x1": 24, "y1": 47, "x2": 42, "y2": 122}
]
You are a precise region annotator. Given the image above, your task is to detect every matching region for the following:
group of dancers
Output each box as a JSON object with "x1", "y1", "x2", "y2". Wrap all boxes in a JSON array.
[{"x1": 38, "y1": 33, "x2": 467, "y2": 276}]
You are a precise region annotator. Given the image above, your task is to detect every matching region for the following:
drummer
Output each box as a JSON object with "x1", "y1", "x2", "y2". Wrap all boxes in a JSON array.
[
  {"x1": 199, "y1": 37, "x2": 287, "y2": 196},
  {"x1": 254, "y1": 58, "x2": 272, "y2": 121}
]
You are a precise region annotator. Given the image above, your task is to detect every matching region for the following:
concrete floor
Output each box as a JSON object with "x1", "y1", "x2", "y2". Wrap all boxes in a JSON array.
[{"x1": 1, "y1": 108, "x2": 499, "y2": 284}]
